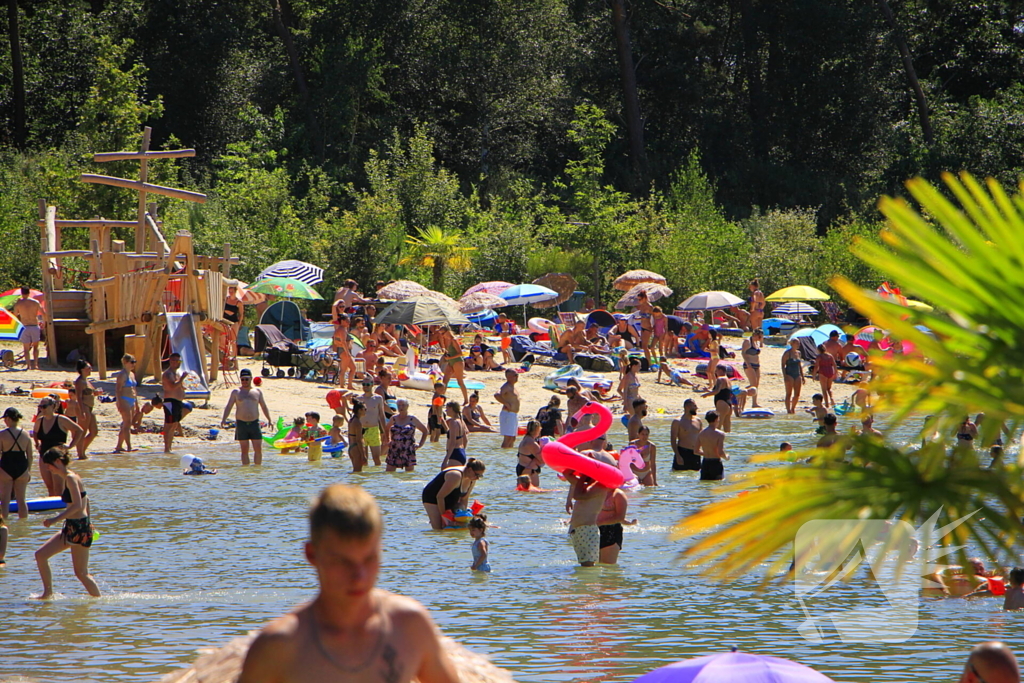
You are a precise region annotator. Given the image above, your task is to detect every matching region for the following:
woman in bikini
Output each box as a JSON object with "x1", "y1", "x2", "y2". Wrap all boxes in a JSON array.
[
  {"x1": 73, "y1": 358, "x2": 98, "y2": 460},
  {"x1": 617, "y1": 357, "x2": 642, "y2": 418},
  {"x1": 705, "y1": 329, "x2": 721, "y2": 389},
  {"x1": 114, "y1": 354, "x2": 139, "y2": 453},
  {"x1": 651, "y1": 306, "x2": 671, "y2": 358},
  {"x1": 0, "y1": 407, "x2": 33, "y2": 523},
  {"x1": 462, "y1": 392, "x2": 494, "y2": 432},
  {"x1": 516, "y1": 420, "x2": 543, "y2": 487},
  {"x1": 33, "y1": 397, "x2": 83, "y2": 496},
  {"x1": 442, "y1": 401, "x2": 469, "y2": 468},
  {"x1": 748, "y1": 279, "x2": 766, "y2": 333},
  {"x1": 35, "y1": 445, "x2": 101, "y2": 598},
  {"x1": 782, "y1": 338, "x2": 805, "y2": 414},
  {"x1": 741, "y1": 329, "x2": 764, "y2": 389},
  {"x1": 635, "y1": 291, "x2": 655, "y2": 365},
  {"x1": 437, "y1": 326, "x2": 470, "y2": 405}
]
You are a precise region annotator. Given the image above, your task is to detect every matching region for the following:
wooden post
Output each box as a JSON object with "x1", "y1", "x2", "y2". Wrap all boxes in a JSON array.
[
  {"x1": 221, "y1": 243, "x2": 232, "y2": 277},
  {"x1": 40, "y1": 202, "x2": 59, "y2": 367},
  {"x1": 90, "y1": 238, "x2": 107, "y2": 379},
  {"x1": 136, "y1": 127, "x2": 152, "y2": 253},
  {"x1": 210, "y1": 326, "x2": 221, "y2": 382}
]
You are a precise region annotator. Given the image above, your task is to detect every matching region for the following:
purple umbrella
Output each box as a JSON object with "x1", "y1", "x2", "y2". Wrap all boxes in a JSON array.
[{"x1": 631, "y1": 650, "x2": 835, "y2": 683}]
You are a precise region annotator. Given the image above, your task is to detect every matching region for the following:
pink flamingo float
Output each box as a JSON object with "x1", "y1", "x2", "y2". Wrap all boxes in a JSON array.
[{"x1": 541, "y1": 402, "x2": 625, "y2": 488}]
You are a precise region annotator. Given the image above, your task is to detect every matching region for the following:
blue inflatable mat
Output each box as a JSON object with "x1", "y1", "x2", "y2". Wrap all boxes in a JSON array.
[{"x1": 8, "y1": 497, "x2": 66, "y2": 513}]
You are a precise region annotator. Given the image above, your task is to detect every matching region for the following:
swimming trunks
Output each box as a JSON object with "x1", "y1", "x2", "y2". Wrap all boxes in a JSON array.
[
  {"x1": 0, "y1": 428, "x2": 29, "y2": 479},
  {"x1": 235, "y1": 419, "x2": 262, "y2": 441},
  {"x1": 62, "y1": 516, "x2": 94, "y2": 547},
  {"x1": 569, "y1": 524, "x2": 600, "y2": 564},
  {"x1": 19, "y1": 324, "x2": 41, "y2": 344},
  {"x1": 163, "y1": 398, "x2": 192, "y2": 424},
  {"x1": 326, "y1": 389, "x2": 345, "y2": 412},
  {"x1": 673, "y1": 446, "x2": 702, "y2": 471},
  {"x1": 363, "y1": 425, "x2": 382, "y2": 448},
  {"x1": 700, "y1": 457, "x2": 724, "y2": 481},
  {"x1": 499, "y1": 410, "x2": 518, "y2": 437},
  {"x1": 599, "y1": 523, "x2": 624, "y2": 549}
]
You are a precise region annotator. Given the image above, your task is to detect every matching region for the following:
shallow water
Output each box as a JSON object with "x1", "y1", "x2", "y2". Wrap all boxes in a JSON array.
[{"x1": 0, "y1": 413, "x2": 1018, "y2": 682}]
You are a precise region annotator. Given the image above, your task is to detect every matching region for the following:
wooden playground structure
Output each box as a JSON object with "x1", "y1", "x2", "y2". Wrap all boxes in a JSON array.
[{"x1": 38, "y1": 127, "x2": 240, "y2": 390}]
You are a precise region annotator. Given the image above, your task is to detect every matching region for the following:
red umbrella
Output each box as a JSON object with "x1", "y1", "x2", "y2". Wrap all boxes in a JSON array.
[{"x1": 0, "y1": 288, "x2": 45, "y2": 311}]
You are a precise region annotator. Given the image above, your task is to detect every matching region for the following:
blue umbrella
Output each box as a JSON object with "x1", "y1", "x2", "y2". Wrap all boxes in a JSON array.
[
  {"x1": 790, "y1": 327, "x2": 829, "y2": 346},
  {"x1": 815, "y1": 324, "x2": 845, "y2": 339},
  {"x1": 256, "y1": 259, "x2": 324, "y2": 285},
  {"x1": 500, "y1": 283, "x2": 558, "y2": 306},
  {"x1": 631, "y1": 649, "x2": 835, "y2": 683}
]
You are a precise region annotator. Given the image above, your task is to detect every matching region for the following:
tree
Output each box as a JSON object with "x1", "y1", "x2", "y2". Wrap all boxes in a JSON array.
[
  {"x1": 7, "y1": 0, "x2": 24, "y2": 148},
  {"x1": 675, "y1": 172, "x2": 1024, "y2": 577},
  {"x1": 400, "y1": 225, "x2": 474, "y2": 292}
]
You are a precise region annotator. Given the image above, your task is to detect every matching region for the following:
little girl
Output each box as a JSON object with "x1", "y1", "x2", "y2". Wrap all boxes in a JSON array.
[
  {"x1": 469, "y1": 515, "x2": 490, "y2": 572},
  {"x1": 281, "y1": 416, "x2": 306, "y2": 453}
]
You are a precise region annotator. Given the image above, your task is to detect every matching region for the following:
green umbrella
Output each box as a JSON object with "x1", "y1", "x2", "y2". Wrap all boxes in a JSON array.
[
  {"x1": 373, "y1": 295, "x2": 471, "y2": 327},
  {"x1": 247, "y1": 277, "x2": 323, "y2": 300}
]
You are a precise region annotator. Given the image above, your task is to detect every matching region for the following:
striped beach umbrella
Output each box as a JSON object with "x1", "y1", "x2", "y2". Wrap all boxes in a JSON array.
[
  {"x1": 0, "y1": 305, "x2": 24, "y2": 341},
  {"x1": 772, "y1": 302, "x2": 818, "y2": 316},
  {"x1": 256, "y1": 260, "x2": 324, "y2": 285}
]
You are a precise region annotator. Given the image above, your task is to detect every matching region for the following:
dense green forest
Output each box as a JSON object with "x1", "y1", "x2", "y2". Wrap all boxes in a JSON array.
[{"x1": 1, "y1": 0, "x2": 1022, "y2": 308}]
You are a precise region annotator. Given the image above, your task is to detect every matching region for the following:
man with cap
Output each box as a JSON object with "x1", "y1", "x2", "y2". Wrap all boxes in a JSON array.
[{"x1": 221, "y1": 368, "x2": 273, "y2": 465}]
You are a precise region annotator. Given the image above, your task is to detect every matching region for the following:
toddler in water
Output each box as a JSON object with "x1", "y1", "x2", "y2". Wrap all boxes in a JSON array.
[
  {"x1": 303, "y1": 411, "x2": 327, "y2": 440},
  {"x1": 807, "y1": 394, "x2": 827, "y2": 434},
  {"x1": 328, "y1": 415, "x2": 347, "y2": 448},
  {"x1": 1004, "y1": 567, "x2": 1024, "y2": 610},
  {"x1": 469, "y1": 515, "x2": 491, "y2": 572},
  {"x1": 280, "y1": 416, "x2": 306, "y2": 453},
  {"x1": 516, "y1": 475, "x2": 554, "y2": 493}
]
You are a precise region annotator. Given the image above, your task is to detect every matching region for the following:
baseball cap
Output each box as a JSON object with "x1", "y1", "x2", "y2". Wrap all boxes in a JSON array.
[{"x1": 240, "y1": 368, "x2": 252, "y2": 378}]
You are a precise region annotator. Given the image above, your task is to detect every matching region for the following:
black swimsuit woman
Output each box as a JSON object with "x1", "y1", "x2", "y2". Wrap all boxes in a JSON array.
[{"x1": 0, "y1": 407, "x2": 33, "y2": 521}]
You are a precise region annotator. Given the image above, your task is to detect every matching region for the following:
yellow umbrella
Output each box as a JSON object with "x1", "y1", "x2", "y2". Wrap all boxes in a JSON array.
[
  {"x1": 765, "y1": 285, "x2": 830, "y2": 302},
  {"x1": 905, "y1": 299, "x2": 933, "y2": 312}
]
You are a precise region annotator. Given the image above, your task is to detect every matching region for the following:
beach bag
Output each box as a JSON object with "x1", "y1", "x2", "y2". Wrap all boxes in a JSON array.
[{"x1": 588, "y1": 354, "x2": 615, "y2": 373}]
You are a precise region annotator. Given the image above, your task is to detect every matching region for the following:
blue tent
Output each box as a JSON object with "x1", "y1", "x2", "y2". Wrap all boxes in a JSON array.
[{"x1": 259, "y1": 300, "x2": 309, "y2": 342}]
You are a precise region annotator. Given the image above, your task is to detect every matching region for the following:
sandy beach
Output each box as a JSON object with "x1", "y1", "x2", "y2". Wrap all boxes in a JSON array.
[{"x1": 0, "y1": 339, "x2": 859, "y2": 456}]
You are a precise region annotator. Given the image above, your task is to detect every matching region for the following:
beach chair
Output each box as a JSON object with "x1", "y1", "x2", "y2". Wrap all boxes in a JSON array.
[
  {"x1": 558, "y1": 312, "x2": 580, "y2": 326},
  {"x1": 822, "y1": 301, "x2": 843, "y2": 325}
]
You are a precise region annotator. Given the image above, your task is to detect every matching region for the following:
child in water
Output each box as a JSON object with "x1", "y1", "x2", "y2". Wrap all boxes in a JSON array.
[
  {"x1": 303, "y1": 411, "x2": 327, "y2": 440},
  {"x1": 1004, "y1": 567, "x2": 1024, "y2": 610},
  {"x1": 280, "y1": 416, "x2": 306, "y2": 453},
  {"x1": 807, "y1": 394, "x2": 827, "y2": 434},
  {"x1": 515, "y1": 475, "x2": 554, "y2": 493},
  {"x1": 328, "y1": 415, "x2": 347, "y2": 448},
  {"x1": 469, "y1": 515, "x2": 490, "y2": 572}
]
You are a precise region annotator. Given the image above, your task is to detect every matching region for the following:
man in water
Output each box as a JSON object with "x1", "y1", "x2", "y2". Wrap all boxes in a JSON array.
[
  {"x1": 670, "y1": 398, "x2": 702, "y2": 470},
  {"x1": 12, "y1": 287, "x2": 43, "y2": 370},
  {"x1": 697, "y1": 410, "x2": 729, "y2": 480},
  {"x1": 494, "y1": 368, "x2": 519, "y2": 449},
  {"x1": 240, "y1": 484, "x2": 458, "y2": 683},
  {"x1": 816, "y1": 413, "x2": 844, "y2": 449},
  {"x1": 626, "y1": 398, "x2": 647, "y2": 442},
  {"x1": 221, "y1": 368, "x2": 273, "y2": 465},
  {"x1": 160, "y1": 353, "x2": 191, "y2": 452},
  {"x1": 146, "y1": 395, "x2": 194, "y2": 453},
  {"x1": 959, "y1": 641, "x2": 1019, "y2": 683},
  {"x1": 358, "y1": 379, "x2": 388, "y2": 466},
  {"x1": 563, "y1": 453, "x2": 617, "y2": 567}
]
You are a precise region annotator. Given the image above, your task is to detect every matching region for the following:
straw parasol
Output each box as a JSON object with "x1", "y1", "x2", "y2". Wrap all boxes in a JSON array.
[
  {"x1": 530, "y1": 273, "x2": 578, "y2": 309},
  {"x1": 463, "y1": 281, "x2": 514, "y2": 298},
  {"x1": 460, "y1": 291, "x2": 509, "y2": 314},
  {"x1": 420, "y1": 289, "x2": 462, "y2": 309},
  {"x1": 377, "y1": 279, "x2": 429, "y2": 301},
  {"x1": 613, "y1": 269, "x2": 666, "y2": 292},
  {"x1": 157, "y1": 633, "x2": 517, "y2": 683},
  {"x1": 614, "y1": 282, "x2": 673, "y2": 309}
]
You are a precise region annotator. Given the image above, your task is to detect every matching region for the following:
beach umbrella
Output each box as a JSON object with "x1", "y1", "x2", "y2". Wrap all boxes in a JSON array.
[
  {"x1": 905, "y1": 299, "x2": 933, "y2": 312},
  {"x1": 615, "y1": 283, "x2": 674, "y2": 309},
  {"x1": 631, "y1": 650, "x2": 835, "y2": 683},
  {"x1": 459, "y1": 291, "x2": 509, "y2": 314},
  {"x1": 500, "y1": 284, "x2": 559, "y2": 306},
  {"x1": 676, "y1": 291, "x2": 745, "y2": 311},
  {"x1": 815, "y1": 324, "x2": 845, "y2": 339},
  {"x1": 613, "y1": 269, "x2": 667, "y2": 291},
  {"x1": 773, "y1": 302, "x2": 818, "y2": 316},
  {"x1": 789, "y1": 327, "x2": 829, "y2": 346},
  {"x1": 420, "y1": 289, "x2": 462, "y2": 309},
  {"x1": 0, "y1": 288, "x2": 45, "y2": 312},
  {"x1": 0, "y1": 305, "x2": 24, "y2": 341},
  {"x1": 463, "y1": 281, "x2": 514, "y2": 298},
  {"x1": 377, "y1": 280, "x2": 429, "y2": 301},
  {"x1": 247, "y1": 277, "x2": 324, "y2": 300},
  {"x1": 373, "y1": 295, "x2": 470, "y2": 327},
  {"x1": 765, "y1": 285, "x2": 830, "y2": 302},
  {"x1": 227, "y1": 281, "x2": 266, "y2": 305},
  {"x1": 256, "y1": 259, "x2": 324, "y2": 285},
  {"x1": 531, "y1": 273, "x2": 578, "y2": 309}
]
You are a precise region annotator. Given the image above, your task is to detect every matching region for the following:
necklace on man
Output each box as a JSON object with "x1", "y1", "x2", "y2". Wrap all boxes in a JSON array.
[{"x1": 310, "y1": 599, "x2": 387, "y2": 674}]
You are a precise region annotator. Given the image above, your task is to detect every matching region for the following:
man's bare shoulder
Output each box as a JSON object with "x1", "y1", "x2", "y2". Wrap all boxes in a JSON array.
[
  {"x1": 239, "y1": 611, "x2": 304, "y2": 683},
  {"x1": 378, "y1": 590, "x2": 435, "y2": 626}
]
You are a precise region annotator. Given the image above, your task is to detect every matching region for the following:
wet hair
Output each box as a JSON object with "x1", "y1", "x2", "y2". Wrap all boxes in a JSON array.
[
  {"x1": 42, "y1": 445, "x2": 71, "y2": 466},
  {"x1": 780, "y1": 442, "x2": 792, "y2": 451},
  {"x1": 824, "y1": 413, "x2": 837, "y2": 426},
  {"x1": 76, "y1": 358, "x2": 91, "y2": 372},
  {"x1": 468, "y1": 514, "x2": 488, "y2": 534},
  {"x1": 517, "y1": 475, "x2": 531, "y2": 489},
  {"x1": 1010, "y1": 567, "x2": 1024, "y2": 586},
  {"x1": 706, "y1": 410, "x2": 719, "y2": 423},
  {"x1": 3, "y1": 407, "x2": 22, "y2": 422},
  {"x1": 433, "y1": 381, "x2": 445, "y2": 390},
  {"x1": 526, "y1": 419, "x2": 540, "y2": 435},
  {"x1": 306, "y1": 411, "x2": 320, "y2": 423},
  {"x1": 465, "y1": 458, "x2": 486, "y2": 475},
  {"x1": 309, "y1": 484, "x2": 382, "y2": 542}
]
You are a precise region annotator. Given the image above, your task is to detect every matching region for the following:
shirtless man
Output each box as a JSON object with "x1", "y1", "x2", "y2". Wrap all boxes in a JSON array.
[
  {"x1": 557, "y1": 322, "x2": 592, "y2": 363},
  {"x1": 12, "y1": 287, "x2": 43, "y2": 370},
  {"x1": 161, "y1": 353, "x2": 191, "y2": 450},
  {"x1": 958, "y1": 641, "x2": 1020, "y2": 683},
  {"x1": 823, "y1": 330, "x2": 844, "y2": 359},
  {"x1": 359, "y1": 379, "x2": 388, "y2": 466},
  {"x1": 816, "y1": 413, "x2": 845, "y2": 450},
  {"x1": 494, "y1": 368, "x2": 519, "y2": 449},
  {"x1": 221, "y1": 368, "x2": 274, "y2": 465},
  {"x1": 859, "y1": 414, "x2": 883, "y2": 438},
  {"x1": 357, "y1": 341, "x2": 379, "y2": 382},
  {"x1": 563, "y1": 453, "x2": 616, "y2": 567},
  {"x1": 238, "y1": 484, "x2": 458, "y2": 683},
  {"x1": 596, "y1": 487, "x2": 637, "y2": 565},
  {"x1": 670, "y1": 398, "x2": 703, "y2": 471},
  {"x1": 697, "y1": 410, "x2": 729, "y2": 481},
  {"x1": 626, "y1": 398, "x2": 646, "y2": 442}
]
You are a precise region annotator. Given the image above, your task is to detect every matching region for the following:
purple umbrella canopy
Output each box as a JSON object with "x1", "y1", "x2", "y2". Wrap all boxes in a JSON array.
[{"x1": 631, "y1": 650, "x2": 835, "y2": 683}]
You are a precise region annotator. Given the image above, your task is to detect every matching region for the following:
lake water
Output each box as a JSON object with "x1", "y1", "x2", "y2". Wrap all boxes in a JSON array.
[{"x1": 1, "y1": 413, "x2": 1017, "y2": 682}]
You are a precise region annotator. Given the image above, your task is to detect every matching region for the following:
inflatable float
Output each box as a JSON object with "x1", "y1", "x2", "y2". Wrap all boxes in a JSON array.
[
  {"x1": 8, "y1": 497, "x2": 66, "y2": 513},
  {"x1": 399, "y1": 372, "x2": 486, "y2": 393},
  {"x1": 31, "y1": 387, "x2": 70, "y2": 400},
  {"x1": 740, "y1": 408, "x2": 775, "y2": 419},
  {"x1": 541, "y1": 402, "x2": 625, "y2": 488},
  {"x1": 442, "y1": 499, "x2": 485, "y2": 528},
  {"x1": 616, "y1": 446, "x2": 645, "y2": 490},
  {"x1": 323, "y1": 438, "x2": 347, "y2": 454},
  {"x1": 543, "y1": 365, "x2": 612, "y2": 393},
  {"x1": 528, "y1": 318, "x2": 554, "y2": 337}
]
